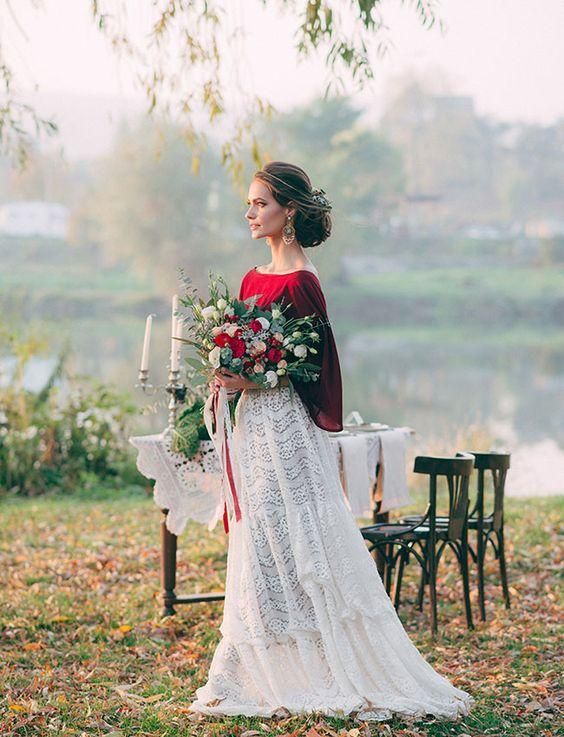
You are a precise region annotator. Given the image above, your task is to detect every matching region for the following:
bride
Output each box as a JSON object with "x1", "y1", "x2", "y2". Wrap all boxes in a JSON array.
[{"x1": 188, "y1": 161, "x2": 473, "y2": 721}]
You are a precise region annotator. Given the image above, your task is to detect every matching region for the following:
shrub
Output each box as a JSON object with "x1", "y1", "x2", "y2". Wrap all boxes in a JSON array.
[{"x1": 0, "y1": 325, "x2": 139, "y2": 496}]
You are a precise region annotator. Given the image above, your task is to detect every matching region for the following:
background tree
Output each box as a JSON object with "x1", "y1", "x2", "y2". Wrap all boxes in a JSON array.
[
  {"x1": 83, "y1": 119, "x2": 248, "y2": 291},
  {"x1": 1, "y1": 0, "x2": 441, "y2": 174},
  {"x1": 79, "y1": 98, "x2": 404, "y2": 289},
  {"x1": 259, "y1": 96, "x2": 404, "y2": 281},
  {"x1": 381, "y1": 77, "x2": 515, "y2": 229}
]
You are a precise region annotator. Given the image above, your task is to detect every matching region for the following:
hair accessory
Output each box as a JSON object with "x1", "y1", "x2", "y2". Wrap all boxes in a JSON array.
[{"x1": 311, "y1": 188, "x2": 332, "y2": 211}]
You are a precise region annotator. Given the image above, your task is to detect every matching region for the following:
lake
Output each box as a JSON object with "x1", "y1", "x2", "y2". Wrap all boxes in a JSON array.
[{"x1": 10, "y1": 315, "x2": 563, "y2": 498}]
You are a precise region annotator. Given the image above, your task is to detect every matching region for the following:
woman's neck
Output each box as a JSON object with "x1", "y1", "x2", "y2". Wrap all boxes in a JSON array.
[{"x1": 265, "y1": 237, "x2": 310, "y2": 272}]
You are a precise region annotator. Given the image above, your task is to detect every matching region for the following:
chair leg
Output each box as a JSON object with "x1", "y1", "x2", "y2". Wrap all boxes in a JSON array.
[
  {"x1": 417, "y1": 572, "x2": 425, "y2": 610},
  {"x1": 384, "y1": 543, "x2": 394, "y2": 595},
  {"x1": 393, "y1": 548, "x2": 407, "y2": 611},
  {"x1": 459, "y1": 536, "x2": 474, "y2": 630},
  {"x1": 417, "y1": 543, "x2": 426, "y2": 611},
  {"x1": 497, "y1": 530, "x2": 511, "y2": 609},
  {"x1": 476, "y1": 526, "x2": 486, "y2": 621},
  {"x1": 428, "y1": 543, "x2": 438, "y2": 636}
]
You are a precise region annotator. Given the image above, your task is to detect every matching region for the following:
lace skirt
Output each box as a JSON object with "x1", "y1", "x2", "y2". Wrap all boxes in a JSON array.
[{"x1": 188, "y1": 386, "x2": 473, "y2": 721}]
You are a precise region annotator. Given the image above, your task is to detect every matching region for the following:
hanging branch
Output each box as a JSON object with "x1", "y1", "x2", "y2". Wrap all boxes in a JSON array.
[{"x1": 1, "y1": 0, "x2": 442, "y2": 178}]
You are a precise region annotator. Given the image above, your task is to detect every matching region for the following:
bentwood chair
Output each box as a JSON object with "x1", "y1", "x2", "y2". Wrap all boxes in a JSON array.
[
  {"x1": 401, "y1": 451, "x2": 511, "y2": 621},
  {"x1": 360, "y1": 453, "x2": 475, "y2": 635}
]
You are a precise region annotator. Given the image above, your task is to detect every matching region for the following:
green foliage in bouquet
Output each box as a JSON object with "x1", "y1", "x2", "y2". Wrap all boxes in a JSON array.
[{"x1": 171, "y1": 397, "x2": 211, "y2": 459}]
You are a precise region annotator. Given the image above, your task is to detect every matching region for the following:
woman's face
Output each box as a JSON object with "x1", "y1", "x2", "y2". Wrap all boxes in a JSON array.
[{"x1": 245, "y1": 179, "x2": 293, "y2": 241}]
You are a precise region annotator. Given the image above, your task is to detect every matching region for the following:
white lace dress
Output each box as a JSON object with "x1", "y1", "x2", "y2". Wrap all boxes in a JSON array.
[{"x1": 188, "y1": 386, "x2": 473, "y2": 721}]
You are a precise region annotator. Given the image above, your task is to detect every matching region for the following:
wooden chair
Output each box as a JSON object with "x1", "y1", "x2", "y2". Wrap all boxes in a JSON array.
[
  {"x1": 401, "y1": 451, "x2": 511, "y2": 621},
  {"x1": 360, "y1": 453, "x2": 475, "y2": 635}
]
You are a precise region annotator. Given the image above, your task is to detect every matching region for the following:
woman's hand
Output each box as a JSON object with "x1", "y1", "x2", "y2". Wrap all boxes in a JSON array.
[
  {"x1": 213, "y1": 368, "x2": 257, "y2": 393},
  {"x1": 209, "y1": 368, "x2": 290, "y2": 395}
]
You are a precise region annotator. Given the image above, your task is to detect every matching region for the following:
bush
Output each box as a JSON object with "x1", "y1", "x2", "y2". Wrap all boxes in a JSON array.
[{"x1": 0, "y1": 325, "x2": 139, "y2": 496}]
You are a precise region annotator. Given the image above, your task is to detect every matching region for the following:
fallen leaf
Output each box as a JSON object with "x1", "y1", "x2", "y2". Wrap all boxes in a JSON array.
[{"x1": 306, "y1": 728, "x2": 324, "y2": 737}]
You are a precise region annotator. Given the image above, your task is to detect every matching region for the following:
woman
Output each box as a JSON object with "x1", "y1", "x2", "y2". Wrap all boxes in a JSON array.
[{"x1": 188, "y1": 162, "x2": 473, "y2": 721}]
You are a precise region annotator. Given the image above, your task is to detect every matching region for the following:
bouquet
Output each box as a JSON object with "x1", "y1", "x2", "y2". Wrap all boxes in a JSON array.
[{"x1": 177, "y1": 271, "x2": 323, "y2": 390}]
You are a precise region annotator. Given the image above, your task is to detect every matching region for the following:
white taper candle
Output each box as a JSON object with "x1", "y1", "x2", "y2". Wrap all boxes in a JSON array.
[
  {"x1": 170, "y1": 294, "x2": 180, "y2": 371},
  {"x1": 140, "y1": 314, "x2": 153, "y2": 371}
]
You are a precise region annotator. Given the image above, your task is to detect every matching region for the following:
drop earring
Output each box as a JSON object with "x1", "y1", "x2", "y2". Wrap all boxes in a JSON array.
[{"x1": 282, "y1": 215, "x2": 295, "y2": 245}]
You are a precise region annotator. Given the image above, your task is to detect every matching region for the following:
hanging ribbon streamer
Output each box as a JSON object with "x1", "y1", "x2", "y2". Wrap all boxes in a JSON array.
[{"x1": 203, "y1": 386, "x2": 242, "y2": 533}]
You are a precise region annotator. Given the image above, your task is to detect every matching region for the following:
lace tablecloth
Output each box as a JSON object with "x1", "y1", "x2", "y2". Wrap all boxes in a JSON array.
[{"x1": 129, "y1": 427, "x2": 412, "y2": 535}]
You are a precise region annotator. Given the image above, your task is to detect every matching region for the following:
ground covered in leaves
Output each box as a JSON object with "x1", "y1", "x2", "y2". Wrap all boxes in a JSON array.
[{"x1": 1, "y1": 490, "x2": 562, "y2": 737}]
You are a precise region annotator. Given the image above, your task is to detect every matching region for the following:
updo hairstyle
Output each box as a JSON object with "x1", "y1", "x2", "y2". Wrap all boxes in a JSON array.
[{"x1": 253, "y1": 161, "x2": 332, "y2": 248}]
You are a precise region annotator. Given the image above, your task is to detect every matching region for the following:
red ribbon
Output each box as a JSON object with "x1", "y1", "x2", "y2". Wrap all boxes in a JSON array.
[{"x1": 213, "y1": 392, "x2": 242, "y2": 534}]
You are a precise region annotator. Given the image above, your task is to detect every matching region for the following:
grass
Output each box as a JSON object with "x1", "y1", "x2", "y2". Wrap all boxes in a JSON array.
[
  {"x1": 1, "y1": 491, "x2": 562, "y2": 737},
  {"x1": 349, "y1": 267, "x2": 564, "y2": 301}
]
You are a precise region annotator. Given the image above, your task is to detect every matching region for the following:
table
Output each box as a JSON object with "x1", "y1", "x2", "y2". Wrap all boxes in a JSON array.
[{"x1": 129, "y1": 424, "x2": 415, "y2": 615}]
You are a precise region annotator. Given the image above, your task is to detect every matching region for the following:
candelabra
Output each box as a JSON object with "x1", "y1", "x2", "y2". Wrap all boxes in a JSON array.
[
  {"x1": 164, "y1": 367, "x2": 187, "y2": 432},
  {"x1": 136, "y1": 299, "x2": 188, "y2": 431},
  {"x1": 136, "y1": 367, "x2": 187, "y2": 432}
]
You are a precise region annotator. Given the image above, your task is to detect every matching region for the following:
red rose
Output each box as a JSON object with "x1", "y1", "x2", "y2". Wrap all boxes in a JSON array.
[
  {"x1": 249, "y1": 319, "x2": 263, "y2": 333},
  {"x1": 214, "y1": 333, "x2": 231, "y2": 347},
  {"x1": 229, "y1": 337, "x2": 246, "y2": 358},
  {"x1": 267, "y1": 348, "x2": 282, "y2": 364}
]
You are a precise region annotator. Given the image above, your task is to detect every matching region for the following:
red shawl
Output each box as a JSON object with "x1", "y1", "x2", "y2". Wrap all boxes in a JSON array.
[{"x1": 238, "y1": 267, "x2": 343, "y2": 432}]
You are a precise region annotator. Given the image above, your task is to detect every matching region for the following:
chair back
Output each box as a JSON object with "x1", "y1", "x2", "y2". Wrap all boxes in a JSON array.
[
  {"x1": 413, "y1": 453, "x2": 474, "y2": 541},
  {"x1": 463, "y1": 451, "x2": 511, "y2": 532}
]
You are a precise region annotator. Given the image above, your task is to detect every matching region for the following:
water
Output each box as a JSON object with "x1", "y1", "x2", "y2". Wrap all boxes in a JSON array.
[{"x1": 6, "y1": 316, "x2": 564, "y2": 498}]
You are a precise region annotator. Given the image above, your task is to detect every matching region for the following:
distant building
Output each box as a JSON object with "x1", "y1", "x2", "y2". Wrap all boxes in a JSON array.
[{"x1": 0, "y1": 201, "x2": 70, "y2": 240}]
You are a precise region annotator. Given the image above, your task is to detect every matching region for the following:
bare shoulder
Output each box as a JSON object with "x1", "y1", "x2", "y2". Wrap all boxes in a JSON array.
[
  {"x1": 297, "y1": 266, "x2": 320, "y2": 280},
  {"x1": 254, "y1": 264, "x2": 319, "y2": 277}
]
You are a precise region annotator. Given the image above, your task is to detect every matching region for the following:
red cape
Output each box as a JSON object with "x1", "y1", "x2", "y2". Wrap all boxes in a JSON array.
[{"x1": 239, "y1": 267, "x2": 343, "y2": 432}]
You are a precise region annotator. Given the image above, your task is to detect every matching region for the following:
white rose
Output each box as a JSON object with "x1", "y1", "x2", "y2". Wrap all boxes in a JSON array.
[
  {"x1": 265, "y1": 370, "x2": 278, "y2": 388},
  {"x1": 216, "y1": 298, "x2": 227, "y2": 310},
  {"x1": 249, "y1": 340, "x2": 266, "y2": 355},
  {"x1": 277, "y1": 359, "x2": 287, "y2": 368},
  {"x1": 293, "y1": 344, "x2": 307, "y2": 358},
  {"x1": 208, "y1": 346, "x2": 221, "y2": 368},
  {"x1": 211, "y1": 309, "x2": 220, "y2": 321},
  {"x1": 225, "y1": 323, "x2": 239, "y2": 337},
  {"x1": 257, "y1": 317, "x2": 270, "y2": 330},
  {"x1": 201, "y1": 306, "x2": 216, "y2": 321},
  {"x1": 253, "y1": 363, "x2": 265, "y2": 373}
]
